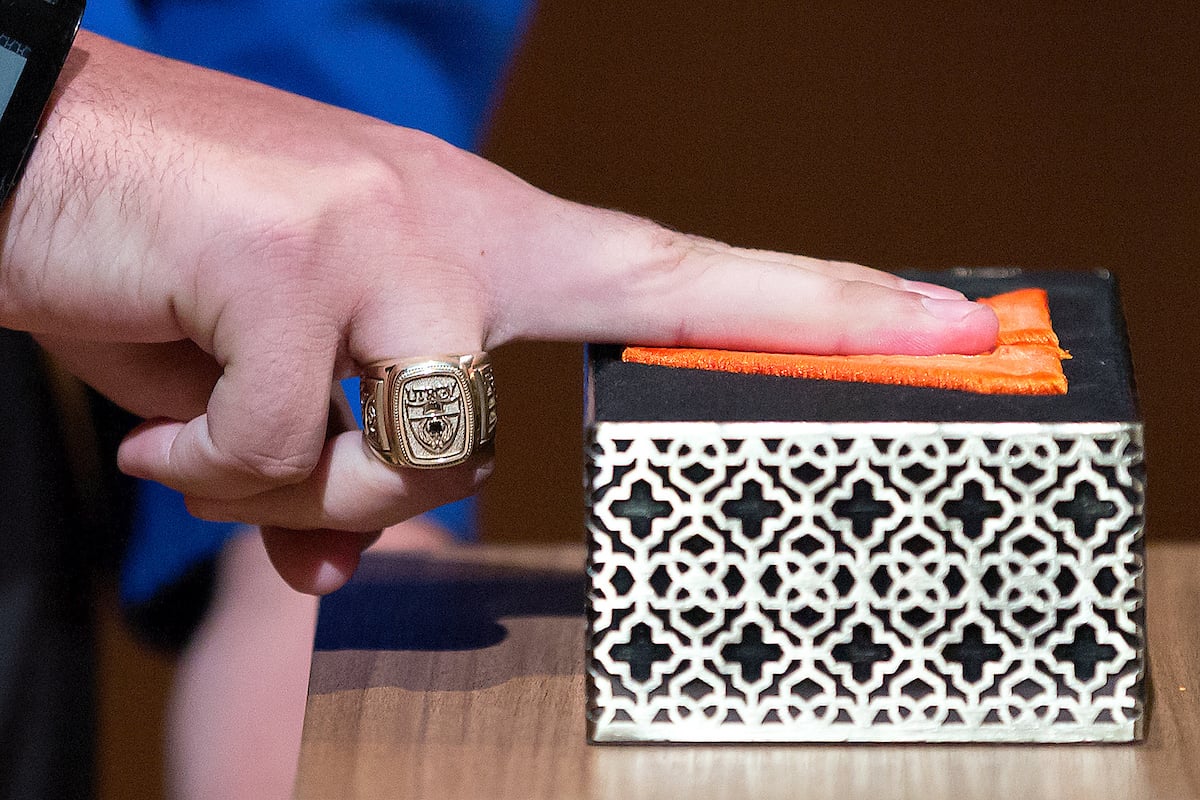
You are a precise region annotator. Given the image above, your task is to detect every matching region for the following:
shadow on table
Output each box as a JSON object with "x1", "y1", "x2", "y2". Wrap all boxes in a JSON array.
[{"x1": 314, "y1": 552, "x2": 585, "y2": 653}]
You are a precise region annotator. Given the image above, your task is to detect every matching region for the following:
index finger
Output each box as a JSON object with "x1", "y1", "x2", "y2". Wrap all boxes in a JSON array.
[{"x1": 488, "y1": 204, "x2": 998, "y2": 355}]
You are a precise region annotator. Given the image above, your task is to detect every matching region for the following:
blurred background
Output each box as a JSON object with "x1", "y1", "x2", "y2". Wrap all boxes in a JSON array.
[
  {"x1": 479, "y1": 1, "x2": 1197, "y2": 548},
  {"x1": 99, "y1": 3, "x2": 1196, "y2": 797}
]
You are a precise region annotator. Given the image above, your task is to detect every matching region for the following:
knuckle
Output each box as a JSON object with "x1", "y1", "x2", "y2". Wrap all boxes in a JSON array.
[
  {"x1": 220, "y1": 442, "x2": 319, "y2": 488},
  {"x1": 239, "y1": 161, "x2": 408, "y2": 276},
  {"x1": 635, "y1": 223, "x2": 694, "y2": 278},
  {"x1": 823, "y1": 279, "x2": 928, "y2": 352},
  {"x1": 341, "y1": 155, "x2": 412, "y2": 217},
  {"x1": 241, "y1": 208, "x2": 328, "y2": 285},
  {"x1": 612, "y1": 220, "x2": 703, "y2": 301},
  {"x1": 357, "y1": 130, "x2": 470, "y2": 224},
  {"x1": 395, "y1": 127, "x2": 476, "y2": 182},
  {"x1": 831, "y1": 277, "x2": 897, "y2": 308}
]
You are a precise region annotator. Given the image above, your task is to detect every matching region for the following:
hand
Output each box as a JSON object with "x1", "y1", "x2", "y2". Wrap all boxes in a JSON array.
[{"x1": 1, "y1": 33, "x2": 997, "y2": 593}]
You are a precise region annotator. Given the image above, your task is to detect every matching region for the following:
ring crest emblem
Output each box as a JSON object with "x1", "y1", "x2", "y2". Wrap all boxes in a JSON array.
[{"x1": 403, "y1": 375, "x2": 463, "y2": 455}]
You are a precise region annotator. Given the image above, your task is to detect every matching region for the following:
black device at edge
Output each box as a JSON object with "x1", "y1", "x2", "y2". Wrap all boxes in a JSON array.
[{"x1": 0, "y1": 0, "x2": 85, "y2": 206}]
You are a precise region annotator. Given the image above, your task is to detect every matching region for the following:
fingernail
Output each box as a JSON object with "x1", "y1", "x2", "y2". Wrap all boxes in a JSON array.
[
  {"x1": 921, "y1": 297, "x2": 983, "y2": 322},
  {"x1": 904, "y1": 280, "x2": 967, "y2": 301},
  {"x1": 310, "y1": 560, "x2": 352, "y2": 596},
  {"x1": 474, "y1": 460, "x2": 496, "y2": 484}
]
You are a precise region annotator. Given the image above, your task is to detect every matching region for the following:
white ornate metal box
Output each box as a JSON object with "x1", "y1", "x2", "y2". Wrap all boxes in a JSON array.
[{"x1": 585, "y1": 270, "x2": 1145, "y2": 743}]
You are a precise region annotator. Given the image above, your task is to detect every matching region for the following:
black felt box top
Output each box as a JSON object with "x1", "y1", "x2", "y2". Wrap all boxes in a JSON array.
[{"x1": 587, "y1": 269, "x2": 1138, "y2": 424}]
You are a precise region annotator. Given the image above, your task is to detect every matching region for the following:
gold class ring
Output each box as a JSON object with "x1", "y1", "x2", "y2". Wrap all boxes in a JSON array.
[{"x1": 360, "y1": 353, "x2": 496, "y2": 468}]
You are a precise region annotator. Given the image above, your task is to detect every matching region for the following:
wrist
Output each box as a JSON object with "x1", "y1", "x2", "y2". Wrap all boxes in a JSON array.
[
  {"x1": 3, "y1": 30, "x2": 104, "y2": 274},
  {"x1": 0, "y1": 31, "x2": 177, "y2": 333}
]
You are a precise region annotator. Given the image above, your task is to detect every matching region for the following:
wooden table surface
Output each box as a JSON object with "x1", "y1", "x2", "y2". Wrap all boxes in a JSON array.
[{"x1": 297, "y1": 541, "x2": 1200, "y2": 800}]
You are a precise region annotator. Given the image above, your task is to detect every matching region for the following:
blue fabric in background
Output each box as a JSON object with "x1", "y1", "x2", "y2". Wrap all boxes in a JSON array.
[{"x1": 84, "y1": 0, "x2": 532, "y2": 604}]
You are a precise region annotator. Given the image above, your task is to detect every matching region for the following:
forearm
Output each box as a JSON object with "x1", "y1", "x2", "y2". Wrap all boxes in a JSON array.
[{"x1": 3, "y1": 31, "x2": 192, "y2": 339}]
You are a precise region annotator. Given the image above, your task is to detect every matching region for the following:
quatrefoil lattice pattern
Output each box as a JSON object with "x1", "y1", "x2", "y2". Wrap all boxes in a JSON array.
[{"x1": 587, "y1": 422, "x2": 1145, "y2": 743}]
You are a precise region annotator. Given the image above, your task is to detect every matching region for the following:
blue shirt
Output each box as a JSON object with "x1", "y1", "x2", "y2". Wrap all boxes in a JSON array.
[{"x1": 84, "y1": 0, "x2": 532, "y2": 603}]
